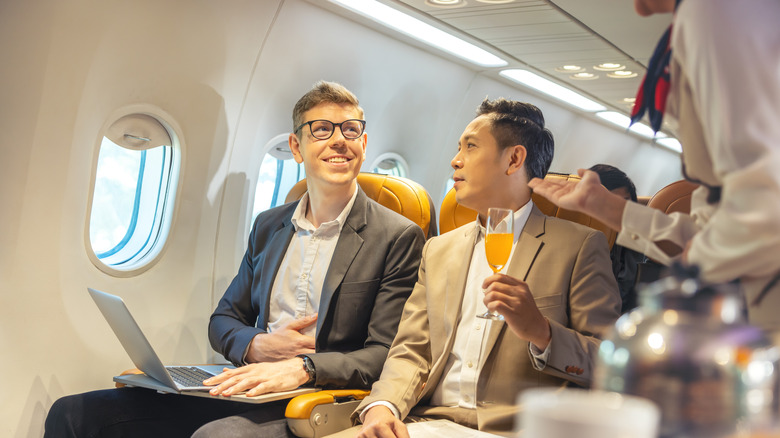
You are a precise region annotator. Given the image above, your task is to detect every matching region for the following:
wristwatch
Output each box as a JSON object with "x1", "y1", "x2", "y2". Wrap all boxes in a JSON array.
[{"x1": 299, "y1": 355, "x2": 316, "y2": 386}]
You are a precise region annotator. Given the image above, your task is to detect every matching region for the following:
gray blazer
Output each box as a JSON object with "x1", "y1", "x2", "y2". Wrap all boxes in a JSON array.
[{"x1": 208, "y1": 187, "x2": 425, "y2": 389}]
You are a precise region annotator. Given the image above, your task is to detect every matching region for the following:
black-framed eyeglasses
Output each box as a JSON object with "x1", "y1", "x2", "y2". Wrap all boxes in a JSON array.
[{"x1": 294, "y1": 119, "x2": 366, "y2": 140}]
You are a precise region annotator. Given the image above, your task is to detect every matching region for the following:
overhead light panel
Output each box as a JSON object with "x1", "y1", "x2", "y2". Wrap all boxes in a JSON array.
[
  {"x1": 595, "y1": 111, "x2": 667, "y2": 140},
  {"x1": 329, "y1": 0, "x2": 508, "y2": 67},
  {"x1": 655, "y1": 137, "x2": 683, "y2": 153},
  {"x1": 499, "y1": 69, "x2": 606, "y2": 112}
]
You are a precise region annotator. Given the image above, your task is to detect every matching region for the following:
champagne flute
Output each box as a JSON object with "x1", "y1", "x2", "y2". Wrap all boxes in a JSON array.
[{"x1": 478, "y1": 207, "x2": 514, "y2": 320}]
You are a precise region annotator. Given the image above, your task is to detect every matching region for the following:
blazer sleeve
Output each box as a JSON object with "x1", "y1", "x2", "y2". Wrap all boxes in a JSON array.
[
  {"x1": 539, "y1": 229, "x2": 621, "y2": 387},
  {"x1": 308, "y1": 222, "x2": 425, "y2": 388},
  {"x1": 207, "y1": 213, "x2": 282, "y2": 365}
]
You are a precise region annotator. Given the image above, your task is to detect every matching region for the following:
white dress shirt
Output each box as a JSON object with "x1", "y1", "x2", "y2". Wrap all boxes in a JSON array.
[
  {"x1": 430, "y1": 201, "x2": 535, "y2": 408},
  {"x1": 266, "y1": 189, "x2": 358, "y2": 338}
]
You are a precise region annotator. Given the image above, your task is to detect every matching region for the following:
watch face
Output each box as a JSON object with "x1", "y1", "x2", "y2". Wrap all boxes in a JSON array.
[
  {"x1": 303, "y1": 357, "x2": 315, "y2": 376},
  {"x1": 302, "y1": 356, "x2": 316, "y2": 385}
]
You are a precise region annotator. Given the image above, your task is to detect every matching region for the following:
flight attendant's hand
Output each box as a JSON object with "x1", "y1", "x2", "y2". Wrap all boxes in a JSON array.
[{"x1": 529, "y1": 169, "x2": 627, "y2": 232}]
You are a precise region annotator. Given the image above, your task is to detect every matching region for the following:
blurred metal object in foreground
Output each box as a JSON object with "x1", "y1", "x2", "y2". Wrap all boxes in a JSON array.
[{"x1": 595, "y1": 264, "x2": 780, "y2": 437}]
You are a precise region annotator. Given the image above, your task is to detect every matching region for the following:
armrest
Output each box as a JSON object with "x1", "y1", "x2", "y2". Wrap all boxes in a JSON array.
[
  {"x1": 115, "y1": 368, "x2": 143, "y2": 388},
  {"x1": 286, "y1": 389, "x2": 370, "y2": 438}
]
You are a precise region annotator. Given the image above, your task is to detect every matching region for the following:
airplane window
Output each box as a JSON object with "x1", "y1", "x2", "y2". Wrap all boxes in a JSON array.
[
  {"x1": 370, "y1": 152, "x2": 408, "y2": 178},
  {"x1": 252, "y1": 139, "x2": 305, "y2": 219},
  {"x1": 87, "y1": 113, "x2": 179, "y2": 274}
]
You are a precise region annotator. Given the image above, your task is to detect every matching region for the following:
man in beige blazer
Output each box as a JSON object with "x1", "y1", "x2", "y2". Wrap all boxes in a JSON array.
[{"x1": 333, "y1": 98, "x2": 621, "y2": 437}]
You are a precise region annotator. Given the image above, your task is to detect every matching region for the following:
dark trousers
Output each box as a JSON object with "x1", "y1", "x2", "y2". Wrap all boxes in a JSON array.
[{"x1": 44, "y1": 387, "x2": 290, "y2": 438}]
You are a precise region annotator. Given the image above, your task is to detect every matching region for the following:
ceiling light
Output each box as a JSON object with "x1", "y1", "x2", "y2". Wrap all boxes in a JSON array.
[
  {"x1": 329, "y1": 0, "x2": 508, "y2": 67},
  {"x1": 623, "y1": 97, "x2": 636, "y2": 103},
  {"x1": 596, "y1": 111, "x2": 631, "y2": 128},
  {"x1": 570, "y1": 72, "x2": 598, "y2": 80},
  {"x1": 554, "y1": 65, "x2": 584, "y2": 73},
  {"x1": 656, "y1": 137, "x2": 683, "y2": 153},
  {"x1": 607, "y1": 70, "x2": 638, "y2": 79},
  {"x1": 500, "y1": 69, "x2": 606, "y2": 112},
  {"x1": 595, "y1": 111, "x2": 664, "y2": 139},
  {"x1": 594, "y1": 63, "x2": 625, "y2": 71},
  {"x1": 425, "y1": 0, "x2": 465, "y2": 6}
]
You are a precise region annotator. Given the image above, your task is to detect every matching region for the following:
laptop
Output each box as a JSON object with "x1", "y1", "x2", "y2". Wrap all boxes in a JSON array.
[{"x1": 88, "y1": 287, "x2": 316, "y2": 403}]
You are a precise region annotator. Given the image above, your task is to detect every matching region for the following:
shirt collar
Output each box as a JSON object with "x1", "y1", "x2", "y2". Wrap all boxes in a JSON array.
[{"x1": 291, "y1": 187, "x2": 359, "y2": 232}]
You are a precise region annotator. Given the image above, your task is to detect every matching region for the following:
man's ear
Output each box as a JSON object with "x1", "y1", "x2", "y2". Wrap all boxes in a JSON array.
[
  {"x1": 289, "y1": 133, "x2": 304, "y2": 164},
  {"x1": 506, "y1": 144, "x2": 527, "y2": 175}
]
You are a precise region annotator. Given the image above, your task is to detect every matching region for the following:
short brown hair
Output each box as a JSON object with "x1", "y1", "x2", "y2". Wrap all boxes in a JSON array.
[{"x1": 292, "y1": 81, "x2": 363, "y2": 133}]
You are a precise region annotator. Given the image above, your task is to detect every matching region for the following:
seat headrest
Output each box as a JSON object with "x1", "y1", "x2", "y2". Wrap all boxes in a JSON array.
[{"x1": 285, "y1": 172, "x2": 436, "y2": 238}]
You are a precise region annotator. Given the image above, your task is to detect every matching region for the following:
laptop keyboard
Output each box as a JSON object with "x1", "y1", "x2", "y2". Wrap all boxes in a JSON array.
[{"x1": 167, "y1": 366, "x2": 215, "y2": 388}]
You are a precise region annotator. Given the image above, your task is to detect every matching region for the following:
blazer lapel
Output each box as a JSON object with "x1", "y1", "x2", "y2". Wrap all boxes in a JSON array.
[
  {"x1": 482, "y1": 206, "x2": 547, "y2": 362},
  {"x1": 317, "y1": 189, "x2": 368, "y2": 336},
  {"x1": 427, "y1": 225, "x2": 478, "y2": 389},
  {"x1": 446, "y1": 225, "x2": 478, "y2": 331}
]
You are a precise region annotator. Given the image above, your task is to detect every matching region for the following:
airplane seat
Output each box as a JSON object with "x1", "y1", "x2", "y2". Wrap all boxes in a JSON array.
[
  {"x1": 635, "y1": 179, "x2": 699, "y2": 284},
  {"x1": 439, "y1": 172, "x2": 617, "y2": 249},
  {"x1": 645, "y1": 179, "x2": 698, "y2": 215},
  {"x1": 285, "y1": 172, "x2": 437, "y2": 239}
]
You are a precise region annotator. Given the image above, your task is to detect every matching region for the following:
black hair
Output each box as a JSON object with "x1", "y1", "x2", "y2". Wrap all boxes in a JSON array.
[
  {"x1": 589, "y1": 163, "x2": 638, "y2": 202},
  {"x1": 476, "y1": 98, "x2": 554, "y2": 180}
]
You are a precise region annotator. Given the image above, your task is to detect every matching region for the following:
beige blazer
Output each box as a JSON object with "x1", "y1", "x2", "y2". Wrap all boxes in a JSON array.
[{"x1": 353, "y1": 206, "x2": 621, "y2": 435}]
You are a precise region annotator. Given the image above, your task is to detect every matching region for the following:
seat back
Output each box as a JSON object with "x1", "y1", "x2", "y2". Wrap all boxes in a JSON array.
[
  {"x1": 642, "y1": 179, "x2": 699, "y2": 263},
  {"x1": 285, "y1": 172, "x2": 437, "y2": 238},
  {"x1": 439, "y1": 172, "x2": 617, "y2": 248},
  {"x1": 646, "y1": 179, "x2": 699, "y2": 215}
]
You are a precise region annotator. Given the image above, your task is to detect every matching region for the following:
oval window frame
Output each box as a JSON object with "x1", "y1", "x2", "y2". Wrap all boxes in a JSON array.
[
  {"x1": 370, "y1": 152, "x2": 409, "y2": 177},
  {"x1": 84, "y1": 104, "x2": 184, "y2": 277}
]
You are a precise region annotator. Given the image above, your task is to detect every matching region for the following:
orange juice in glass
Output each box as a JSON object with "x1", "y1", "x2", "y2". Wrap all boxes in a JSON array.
[{"x1": 479, "y1": 207, "x2": 513, "y2": 320}]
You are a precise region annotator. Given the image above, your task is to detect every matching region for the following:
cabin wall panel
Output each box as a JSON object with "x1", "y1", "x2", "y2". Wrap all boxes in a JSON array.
[{"x1": 1, "y1": 0, "x2": 280, "y2": 436}]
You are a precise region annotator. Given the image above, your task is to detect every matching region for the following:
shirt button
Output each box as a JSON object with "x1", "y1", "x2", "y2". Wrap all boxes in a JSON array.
[
  {"x1": 301, "y1": 273, "x2": 308, "y2": 280},
  {"x1": 474, "y1": 324, "x2": 481, "y2": 331},
  {"x1": 467, "y1": 361, "x2": 474, "y2": 368},
  {"x1": 631, "y1": 233, "x2": 639, "y2": 240}
]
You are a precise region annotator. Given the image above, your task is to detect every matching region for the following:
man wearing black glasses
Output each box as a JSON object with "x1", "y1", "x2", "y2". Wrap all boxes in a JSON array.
[{"x1": 45, "y1": 81, "x2": 425, "y2": 437}]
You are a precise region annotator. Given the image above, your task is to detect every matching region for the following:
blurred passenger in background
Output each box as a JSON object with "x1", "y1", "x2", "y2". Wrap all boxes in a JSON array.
[{"x1": 589, "y1": 164, "x2": 645, "y2": 313}]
